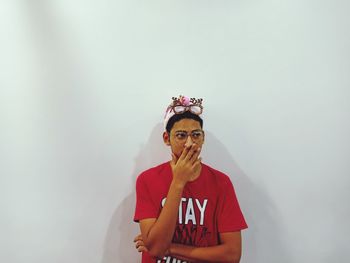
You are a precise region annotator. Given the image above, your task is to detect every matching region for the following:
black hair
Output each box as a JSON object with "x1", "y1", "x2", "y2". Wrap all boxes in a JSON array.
[{"x1": 166, "y1": 111, "x2": 203, "y2": 133}]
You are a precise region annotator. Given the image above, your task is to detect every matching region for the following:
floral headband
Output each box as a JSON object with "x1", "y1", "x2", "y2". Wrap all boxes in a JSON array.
[{"x1": 163, "y1": 95, "x2": 203, "y2": 130}]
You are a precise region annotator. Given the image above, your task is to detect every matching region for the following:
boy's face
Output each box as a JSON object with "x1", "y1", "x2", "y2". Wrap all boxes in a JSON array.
[{"x1": 163, "y1": 118, "x2": 205, "y2": 158}]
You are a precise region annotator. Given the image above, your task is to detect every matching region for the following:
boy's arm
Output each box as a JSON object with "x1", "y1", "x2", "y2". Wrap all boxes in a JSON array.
[
  {"x1": 139, "y1": 144, "x2": 201, "y2": 259},
  {"x1": 138, "y1": 178, "x2": 183, "y2": 259},
  {"x1": 169, "y1": 231, "x2": 242, "y2": 263},
  {"x1": 135, "y1": 231, "x2": 242, "y2": 263}
]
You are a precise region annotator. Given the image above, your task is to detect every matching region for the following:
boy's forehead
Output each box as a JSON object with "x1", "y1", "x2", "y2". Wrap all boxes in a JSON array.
[{"x1": 172, "y1": 119, "x2": 202, "y2": 130}]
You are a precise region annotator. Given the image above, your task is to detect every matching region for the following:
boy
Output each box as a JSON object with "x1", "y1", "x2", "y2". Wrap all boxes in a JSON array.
[{"x1": 134, "y1": 95, "x2": 247, "y2": 263}]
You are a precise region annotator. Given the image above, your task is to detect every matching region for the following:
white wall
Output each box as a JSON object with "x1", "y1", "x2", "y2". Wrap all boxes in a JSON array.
[{"x1": 1, "y1": 1, "x2": 349, "y2": 262}]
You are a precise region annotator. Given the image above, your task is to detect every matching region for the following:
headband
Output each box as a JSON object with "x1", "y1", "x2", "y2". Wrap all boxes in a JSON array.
[{"x1": 163, "y1": 95, "x2": 203, "y2": 131}]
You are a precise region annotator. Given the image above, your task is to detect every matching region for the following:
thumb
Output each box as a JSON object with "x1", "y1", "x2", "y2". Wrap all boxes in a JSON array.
[{"x1": 193, "y1": 157, "x2": 202, "y2": 170}]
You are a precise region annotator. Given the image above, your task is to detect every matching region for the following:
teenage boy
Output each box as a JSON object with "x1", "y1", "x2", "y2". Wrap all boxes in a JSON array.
[{"x1": 134, "y1": 95, "x2": 247, "y2": 263}]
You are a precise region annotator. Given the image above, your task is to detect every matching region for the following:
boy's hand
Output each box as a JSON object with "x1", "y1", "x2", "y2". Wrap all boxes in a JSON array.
[
  {"x1": 134, "y1": 234, "x2": 148, "y2": 253},
  {"x1": 170, "y1": 143, "x2": 202, "y2": 187},
  {"x1": 134, "y1": 234, "x2": 172, "y2": 256}
]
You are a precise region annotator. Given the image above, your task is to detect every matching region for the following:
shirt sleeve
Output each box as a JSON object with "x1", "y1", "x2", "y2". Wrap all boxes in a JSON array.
[
  {"x1": 217, "y1": 176, "x2": 248, "y2": 232},
  {"x1": 133, "y1": 173, "x2": 158, "y2": 222}
]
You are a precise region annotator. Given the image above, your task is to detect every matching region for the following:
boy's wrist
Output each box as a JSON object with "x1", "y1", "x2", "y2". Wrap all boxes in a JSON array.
[{"x1": 171, "y1": 178, "x2": 186, "y2": 189}]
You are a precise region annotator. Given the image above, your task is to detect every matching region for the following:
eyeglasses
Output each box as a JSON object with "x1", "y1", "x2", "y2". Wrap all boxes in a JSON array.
[
  {"x1": 171, "y1": 105, "x2": 203, "y2": 115},
  {"x1": 173, "y1": 130, "x2": 204, "y2": 141}
]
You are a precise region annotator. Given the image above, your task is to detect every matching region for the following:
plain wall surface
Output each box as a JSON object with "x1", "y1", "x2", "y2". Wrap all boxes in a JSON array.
[{"x1": 1, "y1": 1, "x2": 349, "y2": 262}]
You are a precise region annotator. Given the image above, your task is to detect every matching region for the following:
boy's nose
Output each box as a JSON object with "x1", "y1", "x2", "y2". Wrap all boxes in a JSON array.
[{"x1": 184, "y1": 135, "x2": 193, "y2": 148}]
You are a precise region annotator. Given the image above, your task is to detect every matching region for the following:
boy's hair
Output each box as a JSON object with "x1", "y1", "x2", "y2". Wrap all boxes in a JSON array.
[{"x1": 165, "y1": 111, "x2": 203, "y2": 133}]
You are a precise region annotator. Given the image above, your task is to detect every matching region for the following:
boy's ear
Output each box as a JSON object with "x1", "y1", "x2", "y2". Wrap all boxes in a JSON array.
[{"x1": 163, "y1": 131, "x2": 171, "y2": 146}]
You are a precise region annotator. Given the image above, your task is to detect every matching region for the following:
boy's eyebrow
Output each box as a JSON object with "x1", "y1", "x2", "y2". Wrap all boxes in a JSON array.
[{"x1": 174, "y1": 129, "x2": 202, "y2": 133}]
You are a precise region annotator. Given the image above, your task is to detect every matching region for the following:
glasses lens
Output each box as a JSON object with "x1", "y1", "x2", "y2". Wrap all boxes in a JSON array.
[
  {"x1": 174, "y1": 105, "x2": 186, "y2": 114},
  {"x1": 191, "y1": 130, "x2": 203, "y2": 139},
  {"x1": 189, "y1": 105, "x2": 202, "y2": 115},
  {"x1": 175, "y1": 131, "x2": 188, "y2": 140}
]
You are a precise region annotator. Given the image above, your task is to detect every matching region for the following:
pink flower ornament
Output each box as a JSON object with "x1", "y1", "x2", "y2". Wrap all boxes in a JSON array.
[{"x1": 180, "y1": 95, "x2": 191, "y2": 106}]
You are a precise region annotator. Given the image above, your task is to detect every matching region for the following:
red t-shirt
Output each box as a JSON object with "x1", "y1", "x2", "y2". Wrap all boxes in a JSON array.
[{"x1": 134, "y1": 162, "x2": 248, "y2": 263}]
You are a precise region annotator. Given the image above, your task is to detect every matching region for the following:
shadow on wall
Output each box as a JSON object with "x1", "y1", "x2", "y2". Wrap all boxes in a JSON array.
[
  {"x1": 101, "y1": 123, "x2": 168, "y2": 263},
  {"x1": 101, "y1": 126, "x2": 293, "y2": 263},
  {"x1": 202, "y1": 131, "x2": 294, "y2": 263}
]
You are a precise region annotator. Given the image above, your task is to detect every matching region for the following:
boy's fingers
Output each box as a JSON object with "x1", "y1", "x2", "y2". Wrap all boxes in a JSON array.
[
  {"x1": 190, "y1": 147, "x2": 201, "y2": 164},
  {"x1": 186, "y1": 144, "x2": 200, "y2": 162},
  {"x1": 179, "y1": 144, "x2": 191, "y2": 161},
  {"x1": 133, "y1": 234, "x2": 142, "y2": 242},
  {"x1": 184, "y1": 144, "x2": 197, "y2": 161},
  {"x1": 192, "y1": 157, "x2": 202, "y2": 169}
]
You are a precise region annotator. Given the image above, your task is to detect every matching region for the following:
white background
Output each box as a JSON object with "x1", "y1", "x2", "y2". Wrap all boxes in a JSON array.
[{"x1": 1, "y1": 1, "x2": 349, "y2": 262}]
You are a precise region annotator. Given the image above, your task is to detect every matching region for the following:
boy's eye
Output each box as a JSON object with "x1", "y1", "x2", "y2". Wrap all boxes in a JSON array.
[
  {"x1": 175, "y1": 132, "x2": 187, "y2": 139},
  {"x1": 174, "y1": 130, "x2": 203, "y2": 140},
  {"x1": 192, "y1": 132, "x2": 201, "y2": 138}
]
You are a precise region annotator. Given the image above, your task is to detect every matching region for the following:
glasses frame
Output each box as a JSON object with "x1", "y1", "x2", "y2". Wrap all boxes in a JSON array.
[
  {"x1": 172, "y1": 129, "x2": 205, "y2": 142},
  {"x1": 170, "y1": 104, "x2": 203, "y2": 115}
]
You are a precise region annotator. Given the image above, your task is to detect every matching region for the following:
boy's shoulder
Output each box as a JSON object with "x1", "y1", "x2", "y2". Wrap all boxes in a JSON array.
[
  {"x1": 137, "y1": 162, "x2": 170, "y2": 180},
  {"x1": 201, "y1": 163, "x2": 234, "y2": 185},
  {"x1": 202, "y1": 162, "x2": 229, "y2": 177}
]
